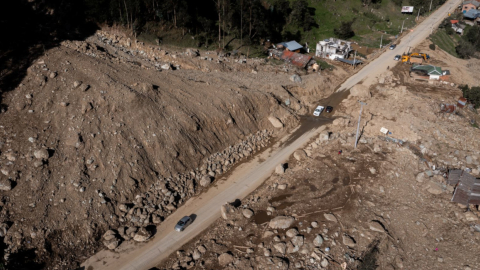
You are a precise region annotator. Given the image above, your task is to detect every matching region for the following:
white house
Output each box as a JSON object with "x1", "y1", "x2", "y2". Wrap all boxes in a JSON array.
[{"x1": 315, "y1": 38, "x2": 352, "y2": 60}]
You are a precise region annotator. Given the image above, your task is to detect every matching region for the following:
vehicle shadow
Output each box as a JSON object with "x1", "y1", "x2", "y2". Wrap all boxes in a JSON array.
[
  {"x1": 189, "y1": 214, "x2": 198, "y2": 223},
  {"x1": 0, "y1": 0, "x2": 98, "y2": 112}
]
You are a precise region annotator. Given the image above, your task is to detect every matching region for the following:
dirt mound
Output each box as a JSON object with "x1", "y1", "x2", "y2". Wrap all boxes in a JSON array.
[{"x1": 0, "y1": 29, "x2": 348, "y2": 268}]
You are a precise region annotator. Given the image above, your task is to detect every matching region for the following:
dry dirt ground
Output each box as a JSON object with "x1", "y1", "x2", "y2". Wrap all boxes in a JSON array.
[
  {"x1": 154, "y1": 51, "x2": 480, "y2": 269},
  {"x1": 0, "y1": 30, "x2": 347, "y2": 269}
]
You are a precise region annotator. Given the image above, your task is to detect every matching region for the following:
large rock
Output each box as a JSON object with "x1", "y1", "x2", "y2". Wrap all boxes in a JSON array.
[
  {"x1": 273, "y1": 242, "x2": 286, "y2": 254},
  {"x1": 192, "y1": 249, "x2": 202, "y2": 260},
  {"x1": 221, "y1": 204, "x2": 233, "y2": 220},
  {"x1": 133, "y1": 227, "x2": 152, "y2": 242},
  {"x1": 350, "y1": 84, "x2": 371, "y2": 98},
  {"x1": 318, "y1": 131, "x2": 330, "y2": 142},
  {"x1": 103, "y1": 238, "x2": 120, "y2": 250},
  {"x1": 286, "y1": 228, "x2": 299, "y2": 238},
  {"x1": 291, "y1": 235, "x2": 304, "y2": 247},
  {"x1": 324, "y1": 213, "x2": 337, "y2": 222},
  {"x1": 313, "y1": 234, "x2": 324, "y2": 247},
  {"x1": 34, "y1": 149, "x2": 49, "y2": 160},
  {"x1": 275, "y1": 164, "x2": 286, "y2": 174},
  {"x1": 290, "y1": 74, "x2": 302, "y2": 83},
  {"x1": 269, "y1": 216, "x2": 295, "y2": 229},
  {"x1": 0, "y1": 179, "x2": 12, "y2": 191},
  {"x1": 268, "y1": 116, "x2": 284, "y2": 128},
  {"x1": 426, "y1": 181, "x2": 443, "y2": 195},
  {"x1": 200, "y1": 175, "x2": 212, "y2": 187},
  {"x1": 242, "y1": 208, "x2": 254, "y2": 219},
  {"x1": 218, "y1": 252, "x2": 234, "y2": 266},
  {"x1": 0, "y1": 223, "x2": 9, "y2": 237},
  {"x1": 103, "y1": 230, "x2": 117, "y2": 241},
  {"x1": 293, "y1": 150, "x2": 307, "y2": 161},
  {"x1": 369, "y1": 221, "x2": 385, "y2": 233},
  {"x1": 342, "y1": 235, "x2": 356, "y2": 247}
]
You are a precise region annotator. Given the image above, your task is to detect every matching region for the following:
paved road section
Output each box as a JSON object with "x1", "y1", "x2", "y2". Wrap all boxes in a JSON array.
[{"x1": 338, "y1": 0, "x2": 461, "y2": 91}]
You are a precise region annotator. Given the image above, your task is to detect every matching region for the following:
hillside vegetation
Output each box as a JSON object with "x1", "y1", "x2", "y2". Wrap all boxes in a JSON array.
[{"x1": 84, "y1": 0, "x2": 447, "y2": 53}]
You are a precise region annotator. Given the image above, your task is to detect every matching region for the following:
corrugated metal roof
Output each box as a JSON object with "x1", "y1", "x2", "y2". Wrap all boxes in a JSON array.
[
  {"x1": 336, "y1": 58, "x2": 362, "y2": 65},
  {"x1": 464, "y1": 9, "x2": 480, "y2": 18},
  {"x1": 278, "y1": 41, "x2": 303, "y2": 51},
  {"x1": 280, "y1": 50, "x2": 312, "y2": 68},
  {"x1": 448, "y1": 169, "x2": 464, "y2": 185},
  {"x1": 412, "y1": 65, "x2": 443, "y2": 75},
  {"x1": 463, "y1": 0, "x2": 480, "y2": 7},
  {"x1": 450, "y1": 171, "x2": 480, "y2": 205},
  {"x1": 458, "y1": 97, "x2": 467, "y2": 107}
]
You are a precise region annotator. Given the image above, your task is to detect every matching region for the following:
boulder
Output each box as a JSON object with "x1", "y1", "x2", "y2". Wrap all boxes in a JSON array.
[
  {"x1": 318, "y1": 131, "x2": 330, "y2": 142},
  {"x1": 350, "y1": 84, "x2": 371, "y2": 98},
  {"x1": 342, "y1": 235, "x2": 356, "y2": 247},
  {"x1": 416, "y1": 172, "x2": 427, "y2": 183},
  {"x1": 221, "y1": 204, "x2": 232, "y2": 220},
  {"x1": 290, "y1": 74, "x2": 302, "y2": 83},
  {"x1": 218, "y1": 252, "x2": 234, "y2": 266},
  {"x1": 0, "y1": 179, "x2": 12, "y2": 191},
  {"x1": 426, "y1": 181, "x2": 443, "y2": 195},
  {"x1": 103, "y1": 230, "x2": 117, "y2": 241},
  {"x1": 369, "y1": 221, "x2": 385, "y2": 233},
  {"x1": 269, "y1": 216, "x2": 295, "y2": 229},
  {"x1": 0, "y1": 223, "x2": 9, "y2": 237},
  {"x1": 313, "y1": 234, "x2": 324, "y2": 247},
  {"x1": 263, "y1": 230, "x2": 275, "y2": 238},
  {"x1": 268, "y1": 116, "x2": 284, "y2": 128},
  {"x1": 103, "y1": 238, "x2": 120, "y2": 250},
  {"x1": 273, "y1": 242, "x2": 286, "y2": 254},
  {"x1": 324, "y1": 213, "x2": 337, "y2": 222},
  {"x1": 192, "y1": 249, "x2": 202, "y2": 260},
  {"x1": 242, "y1": 208, "x2": 254, "y2": 219},
  {"x1": 197, "y1": 245, "x2": 207, "y2": 253},
  {"x1": 311, "y1": 221, "x2": 319, "y2": 228},
  {"x1": 200, "y1": 175, "x2": 212, "y2": 187},
  {"x1": 293, "y1": 150, "x2": 307, "y2": 161},
  {"x1": 133, "y1": 227, "x2": 152, "y2": 242},
  {"x1": 286, "y1": 228, "x2": 299, "y2": 238},
  {"x1": 275, "y1": 164, "x2": 285, "y2": 174},
  {"x1": 277, "y1": 184, "x2": 287, "y2": 190},
  {"x1": 465, "y1": 212, "x2": 478, "y2": 221},
  {"x1": 34, "y1": 149, "x2": 49, "y2": 160},
  {"x1": 291, "y1": 235, "x2": 304, "y2": 247},
  {"x1": 286, "y1": 242, "x2": 298, "y2": 253}
]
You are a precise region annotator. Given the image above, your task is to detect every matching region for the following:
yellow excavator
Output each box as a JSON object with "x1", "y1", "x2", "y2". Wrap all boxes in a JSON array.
[{"x1": 402, "y1": 53, "x2": 430, "y2": 64}]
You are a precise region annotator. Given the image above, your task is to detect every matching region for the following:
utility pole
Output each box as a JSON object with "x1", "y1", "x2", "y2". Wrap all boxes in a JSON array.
[
  {"x1": 416, "y1": 7, "x2": 423, "y2": 21},
  {"x1": 429, "y1": 0, "x2": 433, "y2": 13},
  {"x1": 353, "y1": 50, "x2": 357, "y2": 69},
  {"x1": 380, "y1": 34, "x2": 383, "y2": 49},
  {"x1": 401, "y1": 18, "x2": 408, "y2": 33},
  {"x1": 354, "y1": 101, "x2": 367, "y2": 149}
]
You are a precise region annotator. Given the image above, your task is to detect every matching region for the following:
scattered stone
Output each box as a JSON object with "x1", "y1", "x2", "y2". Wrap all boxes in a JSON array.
[
  {"x1": 286, "y1": 228, "x2": 299, "y2": 238},
  {"x1": 369, "y1": 167, "x2": 376, "y2": 174},
  {"x1": 263, "y1": 230, "x2": 274, "y2": 238},
  {"x1": 311, "y1": 221, "x2": 319, "y2": 228},
  {"x1": 0, "y1": 179, "x2": 12, "y2": 191},
  {"x1": 133, "y1": 227, "x2": 152, "y2": 242},
  {"x1": 200, "y1": 175, "x2": 212, "y2": 187},
  {"x1": 342, "y1": 235, "x2": 356, "y2": 247},
  {"x1": 426, "y1": 181, "x2": 443, "y2": 195},
  {"x1": 291, "y1": 235, "x2": 304, "y2": 247},
  {"x1": 320, "y1": 259, "x2": 329, "y2": 268},
  {"x1": 221, "y1": 204, "x2": 233, "y2": 220},
  {"x1": 465, "y1": 212, "x2": 478, "y2": 221},
  {"x1": 218, "y1": 252, "x2": 234, "y2": 266},
  {"x1": 369, "y1": 221, "x2": 385, "y2": 233},
  {"x1": 273, "y1": 242, "x2": 286, "y2": 254},
  {"x1": 313, "y1": 234, "x2": 324, "y2": 247},
  {"x1": 277, "y1": 184, "x2": 287, "y2": 190},
  {"x1": 324, "y1": 213, "x2": 337, "y2": 222},
  {"x1": 416, "y1": 172, "x2": 427, "y2": 183},
  {"x1": 290, "y1": 74, "x2": 302, "y2": 83},
  {"x1": 268, "y1": 116, "x2": 284, "y2": 128},
  {"x1": 275, "y1": 164, "x2": 286, "y2": 174},
  {"x1": 0, "y1": 223, "x2": 9, "y2": 237},
  {"x1": 319, "y1": 131, "x2": 329, "y2": 142},
  {"x1": 293, "y1": 150, "x2": 307, "y2": 161},
  {"x1": 73, "y1": 81, "x2": 82, "y2": 88},
  {"x1": 103, "y1": 238, "x2": 120, "y2": 250},
  {"x1": 197, "y1": 245, "x2": 207, "y2": 253},
  {"x1": 34, "y1": 149, "x2": 49, "y2": 160},
  {"x1": 242, "y1": 208, "x2": 254, "y2": 219},
  {"x1": 192, "y1": 249, "x2": 201, "y2": 260},
  {"x1": 269, "y1": 216, "x2": 295, "y2": 229}
]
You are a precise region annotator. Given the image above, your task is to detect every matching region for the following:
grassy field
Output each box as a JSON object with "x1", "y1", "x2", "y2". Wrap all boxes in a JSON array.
[
  {"x1": 282, "y1": 0, "x2": 423, "y2": 52},
  {"x1": 430, "y1": 28, "x2": 460, "y2": 57}
]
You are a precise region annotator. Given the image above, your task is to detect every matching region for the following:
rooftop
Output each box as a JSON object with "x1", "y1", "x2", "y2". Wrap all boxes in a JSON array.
[
  {"x1": 463, "y1": 0, "x2": 480, "y2": 7},
  {"x1": 277, "y1": 41, "x2": 303, "y2": 51},
  {"x1": 412, "y1": 64, "x2": 443, "y2": 75}
]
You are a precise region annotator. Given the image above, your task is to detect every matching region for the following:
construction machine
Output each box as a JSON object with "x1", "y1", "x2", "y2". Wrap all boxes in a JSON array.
[{"x1": 401, "y1": 52, "x2": 430, "y2": 64}]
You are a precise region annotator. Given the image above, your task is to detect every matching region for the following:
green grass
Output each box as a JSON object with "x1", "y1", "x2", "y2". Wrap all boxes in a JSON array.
[{"x1": 430, "y1": 29, "x2": 459, "y2": 57}]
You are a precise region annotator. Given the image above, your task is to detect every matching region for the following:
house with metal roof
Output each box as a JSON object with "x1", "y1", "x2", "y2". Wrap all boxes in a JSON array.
[
  {"x1": 276, "y1": 41, "x2": 304, "y2": 52},
  {"x1": 462, "y1": 0, "x2": 480, "y2": 13},
  {"x1": 463, "y1": 9, "x2": 480, "y2": 25},
  {"x1": 411, "y1": 64, "x2": 450, "y2": 80}
]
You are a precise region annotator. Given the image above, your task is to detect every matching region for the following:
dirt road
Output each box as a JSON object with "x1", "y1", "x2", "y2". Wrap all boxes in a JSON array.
[
  {"x1": 82, "y1": 118, "x2": 330, "y2": 270},
  {"x1": 338, "y1": 0, "x2": 461, "y2": 91}
]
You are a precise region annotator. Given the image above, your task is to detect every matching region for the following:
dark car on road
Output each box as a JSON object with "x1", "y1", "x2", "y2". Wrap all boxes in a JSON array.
[
  {"x1": 326, "y1": 106, "x2": 333, "y2": 113},
  {"x1": 389, "y1": 44, "x2": 397, "y2": 50}
]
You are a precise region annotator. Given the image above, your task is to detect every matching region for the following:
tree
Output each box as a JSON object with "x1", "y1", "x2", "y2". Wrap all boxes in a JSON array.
[
  {"x1": 460, "y1": 85, "x2": 480, "y2": 108},
  {"x1": 290, "y1": 0, "x2": 316, "y2": 31},
  {"x1": 456, "y1": 40, "x2": 475, "y2": 59},
  {"x1": 334, "y1": 20, "x2": 355, "y2": 39}
]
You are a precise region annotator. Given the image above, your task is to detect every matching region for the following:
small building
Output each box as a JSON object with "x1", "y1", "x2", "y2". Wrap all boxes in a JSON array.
[
  {"x1": 315, "y1": 38, "x2": 352, "y2": 60},
  {"x1": 268, "y1": 49, "x2": 313, "y2": 69},
  {"x1": 276, "y1": 41, "x2": 304, "y2": 53},
  {"x1": 451, "y1": 21, "x2": 466, "y2": 34},
  {"x1": 411, "y1": 64, "x2": 450, "y2": 80},
  {"x1": 462, "y1": 0, "x2": 480, "y2": 13},
  {"x1": 463, "y1": 8, "x2": 480, "y2": 25}
]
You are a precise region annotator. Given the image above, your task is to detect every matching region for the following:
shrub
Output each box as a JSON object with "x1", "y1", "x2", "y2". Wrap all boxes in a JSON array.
[
  {"x1": 429, "y1": 43, "x2": 435, "y2": 50},
  {"x1": 334, "y1": 20, "x2": 355, "y2": 39}
]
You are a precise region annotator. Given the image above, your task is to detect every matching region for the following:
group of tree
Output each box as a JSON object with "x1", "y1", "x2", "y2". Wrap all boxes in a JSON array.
[
  {"x1": 84, "y1": 0, "x2": 317, "y2": 48},
  {"x1": 456, "y1": 25, "x2": 480, "y2": 59},
  {"x1": 460, "y1": 85, "x2": 480, "y2": 109}
]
